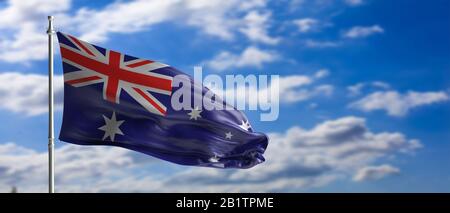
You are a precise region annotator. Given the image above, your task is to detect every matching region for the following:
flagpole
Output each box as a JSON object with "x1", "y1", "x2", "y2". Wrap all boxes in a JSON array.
[{"x1": 47, "y1": 15, "x2": 55, "y2": 193}]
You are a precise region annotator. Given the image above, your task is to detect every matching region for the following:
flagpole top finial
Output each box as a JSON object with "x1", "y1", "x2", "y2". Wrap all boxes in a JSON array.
[{"x1": 47, "y1": 16, "x2": 55, "y2": 34}]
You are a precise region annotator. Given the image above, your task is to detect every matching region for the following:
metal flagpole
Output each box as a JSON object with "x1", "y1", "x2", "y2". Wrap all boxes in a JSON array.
[{"x1": 47, "y1": 15, "x2": 55, "y2": 193}]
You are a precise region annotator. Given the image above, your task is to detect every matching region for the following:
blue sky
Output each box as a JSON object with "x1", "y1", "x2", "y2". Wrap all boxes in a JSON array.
[{"x1": 0, "y1": 0, "x2": 449, "y2": 192}]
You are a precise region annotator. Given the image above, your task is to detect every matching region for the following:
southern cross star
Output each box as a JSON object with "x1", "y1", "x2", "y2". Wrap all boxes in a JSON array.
[
  {"x1": 239, "y1": 120, "x2": 251, "y2": 131},
  {"x1": 98, "y1": 111, "x2": 125, "y2": 142},
  {"x1": 187, "y1": 106, "x2": 202, "y2": 120},
  {"x1": 209, "y1": 155, "x2": 220, "y2": 163},
  {"x1": 225, "y1": 132, "x2": 233, "y2": 139}
]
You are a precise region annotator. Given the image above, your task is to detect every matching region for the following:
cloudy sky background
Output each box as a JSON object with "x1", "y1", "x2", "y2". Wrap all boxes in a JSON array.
[{"x1": 0, "y1": 0, "x2": 449, "y2": 192}]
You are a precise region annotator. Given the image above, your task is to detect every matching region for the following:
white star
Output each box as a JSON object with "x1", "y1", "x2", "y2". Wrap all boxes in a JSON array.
[
  {"x1": 239, "y1": 120, "x2": 251, "y2": 131},
  {"x1": 98, "y1": 111, "x2": 124, "y2": 142},
  {"x1": 225, "y1": 132, "x2": 233, "y2": 139},
  {"x1": 187, "y1": 106, "x2": 202, "y2": 120},
  {"x1": 209, "y1": 155, "x2": 220, "y2": 163}
]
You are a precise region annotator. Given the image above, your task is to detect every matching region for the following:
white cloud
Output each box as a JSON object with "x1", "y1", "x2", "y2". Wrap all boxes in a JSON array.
[
  {"x1": 314, "y1": 69, "x2": 330, "y2": 79},
  {"x1": 266, "y1": 74, "x2": 333, "y2": 104},
  {"x1": 0, "y1": 142, "x2": 149, "y2": 192},
  {"x1": 281, "y1": 84, "x2": 333, "y2": 103},
  {"x1": 344, "y1": 0, "x2": 364, "y2": 6},
  {"x1": 70, "y1": 0, "x2": 272, "y2": 43},
  {"x1": 212, "y1": 70, "x2": 333, "y2": 107},
  {"x1": 0, "y1": 0, "x2": 71, "y2": 28},
  {"x1": 206, "y1": 46, "x2": 279, "y2": 71},
  {"x1": 308, "y1": 102, "x2": 318, "y2": 109},
  {"x1": 353, "y1": 164, "x2": 400, "y2": 182},
  {"x1": 347, "y1": 83, "x2": 365, "y2": 96},
  {"x1": 0, "y1": 0, "x2": 71, "y2": 62},
  {"x1": 344, "y1": 25, "x2": 384, "y2": 38},
  {"x1": 0, "y1": 72, "x2": 64, "y2": 116},
  {"x1": 0, "y1": 116, "x2": 421, "y2": 192},
  {"x1": 0, "y1": 0, "x2": 278, "y2": 63},
  {"x1": 347, "y1": 81, "x2": 390, "y2": 96},
  {"x1": 371, "y1": 81, "x2": 390, "y2": 89},
  {"x1": 305, "y1": 39, "x2": 340, "y2": 48},
  {"x1": 67, "y1": 0, "x2": 185, "y2": 42},
  {"x1": 349, "y1": 90, "x2": 449, "y2": 116},
  {"x1": 293, "y1": 18, "x2": 319, "y2": 33},
  {"x1": 239, "y1": 0, "x2": 267, "y2": 10},
  {"x1": 239, "y1": 11, "x2": 280, "y2": 45}
]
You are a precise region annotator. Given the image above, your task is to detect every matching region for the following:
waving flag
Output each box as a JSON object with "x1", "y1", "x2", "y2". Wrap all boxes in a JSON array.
[{"x1": 57, "y1": 32, "x2": 268, "y2": 169}]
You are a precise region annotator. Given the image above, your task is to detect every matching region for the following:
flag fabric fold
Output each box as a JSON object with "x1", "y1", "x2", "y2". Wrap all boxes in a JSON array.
[{"x1": 57, "y1": 32, "x2": 268, "y2": 169}]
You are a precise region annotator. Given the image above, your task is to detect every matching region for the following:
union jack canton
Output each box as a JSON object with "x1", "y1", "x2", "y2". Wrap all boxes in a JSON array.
[{"x1": 59, "y1": 32, "x2": 172, "y2": 116}]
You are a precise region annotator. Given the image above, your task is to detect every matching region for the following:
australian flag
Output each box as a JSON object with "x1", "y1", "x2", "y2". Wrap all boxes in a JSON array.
[{"x1": 56, "y1": 32, "x2": 268, "y2": 169}]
